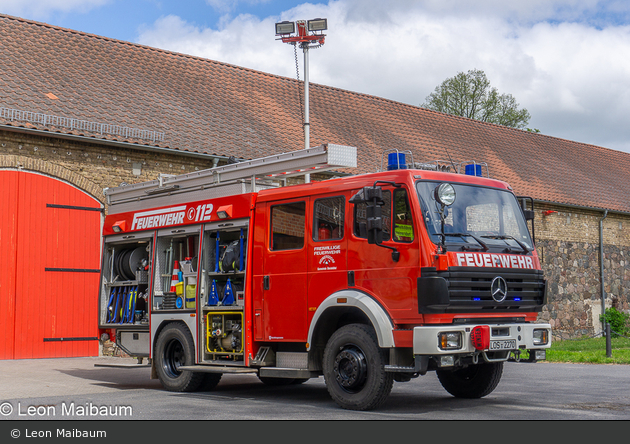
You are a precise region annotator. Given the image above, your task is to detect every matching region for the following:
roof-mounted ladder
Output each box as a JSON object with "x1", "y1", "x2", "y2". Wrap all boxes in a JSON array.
[{"x1": 104, "y1": 143, "x2": 357, "y2": 211}]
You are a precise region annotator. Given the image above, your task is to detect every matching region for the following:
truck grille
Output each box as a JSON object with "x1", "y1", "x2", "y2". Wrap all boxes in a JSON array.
[{"x1": 419, "y1": 267, "x2": 547, "y2": 314}]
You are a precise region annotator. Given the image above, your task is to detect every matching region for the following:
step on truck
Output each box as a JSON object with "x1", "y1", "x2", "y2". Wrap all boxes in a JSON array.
[{"x1": 97, "y1": 143, "x2": 551, "y2": 411}]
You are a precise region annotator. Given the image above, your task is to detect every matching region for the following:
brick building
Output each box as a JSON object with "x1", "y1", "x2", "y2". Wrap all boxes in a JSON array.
[{"x1": 0, "y1": 14, "x2": 628, "y2": 358}]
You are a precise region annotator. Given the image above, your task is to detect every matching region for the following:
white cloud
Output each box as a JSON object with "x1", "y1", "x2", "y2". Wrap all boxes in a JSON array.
[
  {"x1": 0, "y1": 0, "x2": 110, "y2": 19},
  {"x1": 204, "y1": 0, "x2": 273, "y2": 14},
  {"x1": 136, "y1": 0, "x2": 630, "y2": 153}
]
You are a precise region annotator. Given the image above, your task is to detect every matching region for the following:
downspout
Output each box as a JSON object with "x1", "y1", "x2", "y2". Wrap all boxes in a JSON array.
[{"x1": 599, "y1": 210, "x2": 608, "y2": 331}]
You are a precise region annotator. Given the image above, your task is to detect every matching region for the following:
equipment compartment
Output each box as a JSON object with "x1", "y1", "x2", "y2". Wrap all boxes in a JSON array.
[
  {"x1": 200, "y1": 224, "x2": 247, "y2": 309},
  {"x1": 152, "y1": 226, "x2": 200, "y2": 311},
  {"x1": 205, "y1": 310, "x2": 244, "y2": 359},
  {"x1": 199, "y1": 221, "x2": 248, "y2": 364},
  {"x1": 99, "y1": 237, "x2": 151, "y2": 327}
]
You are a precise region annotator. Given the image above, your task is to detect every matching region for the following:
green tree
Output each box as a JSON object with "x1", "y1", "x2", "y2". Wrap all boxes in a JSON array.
[{"x1": 422, "y1": 69, "x2": 531, "y2": 129}]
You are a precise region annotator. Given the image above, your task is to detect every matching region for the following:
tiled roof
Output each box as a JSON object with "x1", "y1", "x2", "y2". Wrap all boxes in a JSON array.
[{"x1": 1, "y1": 14, "x2": 629, "y2": 214}]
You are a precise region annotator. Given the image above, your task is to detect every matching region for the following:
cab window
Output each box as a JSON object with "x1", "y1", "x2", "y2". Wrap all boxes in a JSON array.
[
  {"x1": 313, "y1": 196, "x2": 344, "y2": 241},
  {"x1": 270, "y1": 202, "x2": 306, "y2": 251},
  {"x1": 393, "y1": 188, "x2": 414, "y2": 242}
]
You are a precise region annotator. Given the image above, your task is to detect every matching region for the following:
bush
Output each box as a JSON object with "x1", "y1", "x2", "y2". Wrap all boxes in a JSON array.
[{"x1": 599, "y1": 307, "x2": 630, "y2": 337}]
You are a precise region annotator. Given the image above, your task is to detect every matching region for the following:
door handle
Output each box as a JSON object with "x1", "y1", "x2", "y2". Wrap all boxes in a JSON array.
[{"x1": 263, "y1": 276, "x2": 270, "y2": 290}]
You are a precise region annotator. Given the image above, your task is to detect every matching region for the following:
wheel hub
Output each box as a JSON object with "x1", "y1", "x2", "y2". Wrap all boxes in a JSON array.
[
  {"x1": 164, "y1": 340, "x2": 184, "y2": 377},
  {"x1": 333, "y1": 346, "x2": 367, "y2": 391}
]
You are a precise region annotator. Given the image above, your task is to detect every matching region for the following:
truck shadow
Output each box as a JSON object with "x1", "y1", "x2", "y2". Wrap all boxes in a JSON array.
[
  {"x1": 58, "y1": 367, "x2": 499, "y2": 415},
  {"x1": 58, "y1": 367, "x2": 161, "y2": 390}
]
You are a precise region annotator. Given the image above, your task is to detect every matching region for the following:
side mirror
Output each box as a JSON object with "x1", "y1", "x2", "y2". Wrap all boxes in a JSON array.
[
  {"x1": 350, "y1": 184, "x2": 400, "y2": 262},
  {"x1": 365, "y1": 203, "x2": 383, "y2": 245},
  {"x1": 517, "y1": 196, "x2": 536, "y2": 244},
  {"x1": 350, "y1": 186, "x2": 384, "y2": 245},
  {"x1": 349, "y1": 186, "x2": 383, "y2": 204}
]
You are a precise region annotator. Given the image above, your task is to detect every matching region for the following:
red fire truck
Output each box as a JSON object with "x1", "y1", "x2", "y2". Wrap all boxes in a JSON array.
[{"x1": 98, "y1": 143, "x2": 551, "y2": 411}]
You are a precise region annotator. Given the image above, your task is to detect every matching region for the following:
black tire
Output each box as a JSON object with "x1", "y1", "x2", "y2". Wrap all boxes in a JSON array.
[
  {"x1": 323, "y1": 324, "x2": 394, "y2": 411},
  {"x1": 436, "y1": 362, "x2": 503, "y2": 398},
  {"x1": 199, "y1": 372, "x2": 222, "y2": 391},
  {"x1": 154, "y1": 323, "x2": 204, "y2": 392},
  {"x1": 257, "y1": 376, "x2": 296, "y2": 386}
]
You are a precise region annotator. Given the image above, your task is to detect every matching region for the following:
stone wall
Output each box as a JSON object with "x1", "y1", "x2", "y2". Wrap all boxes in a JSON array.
[
  {"x1": 0, "y1": 130, "x2": 218, "y2": 208},
  {"x1": 533, "y1": 202, "x2": 630, "y2": 340}
]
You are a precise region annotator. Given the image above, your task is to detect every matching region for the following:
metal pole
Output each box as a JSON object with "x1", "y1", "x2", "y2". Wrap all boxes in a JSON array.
[
  {"x1": 303, "y1": 44, "x2": 311, "y2": 183},
  {"x1": 599, "y1": 210, "x2": 608, "y2": 332},
  {"x1": 606, "y1": 323, "x2": 612, "y2": 358},
  {"x1": 303, "y1": 44, "x2": 310, "y2": 151}
]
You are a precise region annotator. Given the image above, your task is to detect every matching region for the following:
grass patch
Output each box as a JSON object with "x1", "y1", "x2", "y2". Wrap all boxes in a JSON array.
[{"x1": 544, "y1": 336, "x2": 630, "y2": 364}]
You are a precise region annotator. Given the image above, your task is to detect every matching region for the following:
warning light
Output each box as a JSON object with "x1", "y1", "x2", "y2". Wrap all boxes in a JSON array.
[{"x1": 471, "y1": 325, "x2": 490, "y2": 350}]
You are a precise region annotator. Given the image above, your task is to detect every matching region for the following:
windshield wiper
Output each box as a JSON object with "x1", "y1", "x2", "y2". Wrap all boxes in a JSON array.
[
  {"x1": 480, "y1": 235, "x2": 530, "y2": 254},
  {"x1": 444, "y1": 232, "x2": 489, "y2": 251}
]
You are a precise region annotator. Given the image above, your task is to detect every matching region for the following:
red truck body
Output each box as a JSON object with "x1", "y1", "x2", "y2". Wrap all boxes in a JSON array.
[{"x1": 98, "y1": 144, "x2": 551, "y2": 410}]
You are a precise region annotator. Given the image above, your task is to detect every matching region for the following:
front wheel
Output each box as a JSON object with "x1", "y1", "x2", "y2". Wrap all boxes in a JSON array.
[
  {"x1": 323, "y1": 324, "x2": 393, "y2": 411},
  {"x1": 436, "y1": 362, "x2": 503, "y2": 398},
  {"x1": 154, "y1": 323, "x2": 204, "y2": 392}
]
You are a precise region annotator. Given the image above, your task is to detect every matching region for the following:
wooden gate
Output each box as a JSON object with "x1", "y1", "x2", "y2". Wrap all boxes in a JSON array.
[{"x1": 0, "y1": 171, "x2": 102, "y2": 359}]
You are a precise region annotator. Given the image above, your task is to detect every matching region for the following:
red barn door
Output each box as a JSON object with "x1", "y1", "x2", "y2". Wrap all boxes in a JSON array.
[{"x1": 0, "y1": 171, "x2": 102, "y2": 359}]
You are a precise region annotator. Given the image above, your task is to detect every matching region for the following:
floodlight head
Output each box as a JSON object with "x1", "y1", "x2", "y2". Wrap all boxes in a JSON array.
[
  {"x1": 275, "y1": 21, "x2": 295, "y2": 35},
  {"x1": 307, "y1": 18, "x2": 327, "y2": 32},
  {"x1": 216, "y1": 205, "x2": 233, "y2": 220},
  {"x1": 112, "y1": 220, "x2": 126, "y2": 233}
]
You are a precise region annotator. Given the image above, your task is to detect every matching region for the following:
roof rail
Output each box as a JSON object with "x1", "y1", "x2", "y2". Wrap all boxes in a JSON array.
[
  {"x1": 414, "y1": 159, "x2": 490, "y2": 178},
  {"x1": 104, "y1": 143, "x2": 357, "y2": 209}
]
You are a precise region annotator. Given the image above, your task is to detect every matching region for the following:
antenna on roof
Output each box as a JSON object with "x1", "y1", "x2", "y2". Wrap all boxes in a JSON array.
[{"x1": 444, "y1": 146, "x2": 457, "y2": 172}]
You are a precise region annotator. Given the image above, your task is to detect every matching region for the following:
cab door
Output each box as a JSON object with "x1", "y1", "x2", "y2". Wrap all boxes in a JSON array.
[
  {"x1": 256, "y1": 199, "x2": 309, "y2": 342},
  {"x1": 307, "y1": 194, "x2": 348, "y2": 319},
  {"x1": 347, "y1": 185, "x2": 420, "y2": 320}
]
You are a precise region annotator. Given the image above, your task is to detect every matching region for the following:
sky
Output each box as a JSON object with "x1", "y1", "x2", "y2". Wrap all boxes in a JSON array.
[{"x1": 3, "y1": 0, "x2": 630, "y2": 154}]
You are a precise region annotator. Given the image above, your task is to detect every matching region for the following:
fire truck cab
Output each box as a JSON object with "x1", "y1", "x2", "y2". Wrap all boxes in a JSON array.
[{"x1": 98, "y1": 144, "x2": 551, "y2": 411}]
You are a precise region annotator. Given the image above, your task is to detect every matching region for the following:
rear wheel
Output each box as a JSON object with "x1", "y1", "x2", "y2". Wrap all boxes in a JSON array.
[
  {"x1": 323, "y1": 324, "x2": 393, "y2": 411},
  {"x1": 436, "y1": 362, "x2": 503, "y2": 398},
  {"x1": 154, "y1": 323, "x2": 204, "y2": 392}
]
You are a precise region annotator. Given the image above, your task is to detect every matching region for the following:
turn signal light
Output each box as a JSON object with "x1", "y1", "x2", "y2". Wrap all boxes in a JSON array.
[
  {"x1": 471, "y1": 325, "x2": 490, "y2": 350},
  {"x1": 533, "y1": 329, "x2": 549, "y2": 346}
]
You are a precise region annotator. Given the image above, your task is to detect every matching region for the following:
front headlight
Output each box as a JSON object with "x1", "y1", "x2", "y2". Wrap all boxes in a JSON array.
[
  {"x1": 533, "y1": 328, "x2": 549, "y2": 346},
  {"x1": 438, "y1": 332, "x2": 462, "y2": 350}
]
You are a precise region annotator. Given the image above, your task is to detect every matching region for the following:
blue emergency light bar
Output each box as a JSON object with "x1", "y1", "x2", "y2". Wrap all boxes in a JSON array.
[
  {"x1": 465, "y1": 163, "x2": 482, "y2": 176},
  {"x1": 387, "y1": 152, "x2": 407, "y2": 170}
]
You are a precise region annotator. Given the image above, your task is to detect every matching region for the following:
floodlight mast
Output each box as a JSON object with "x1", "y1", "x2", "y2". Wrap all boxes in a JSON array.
[{"x1": 276, "y1": 18, "x2": 327, "y2": 159}]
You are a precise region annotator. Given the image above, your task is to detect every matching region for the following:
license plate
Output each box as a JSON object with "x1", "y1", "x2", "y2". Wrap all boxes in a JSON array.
[{"x1": 489, "y1": 339, "x2": 516, "y2": 350}]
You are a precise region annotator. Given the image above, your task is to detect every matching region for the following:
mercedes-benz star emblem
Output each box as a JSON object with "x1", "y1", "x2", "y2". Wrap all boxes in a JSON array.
[{"x1": 490, "y1": 276, "x2": 508, "y2": 303}]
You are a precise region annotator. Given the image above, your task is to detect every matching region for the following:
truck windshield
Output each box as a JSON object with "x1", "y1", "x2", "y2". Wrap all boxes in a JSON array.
[{"x1": 416, "y1": 181, "x2": 533, "y2": 253}]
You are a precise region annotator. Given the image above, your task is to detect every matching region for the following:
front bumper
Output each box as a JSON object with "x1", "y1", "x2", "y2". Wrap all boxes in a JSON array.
[{"x1": 413, "y1": 322, "x2": 552, "y2": 356}]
